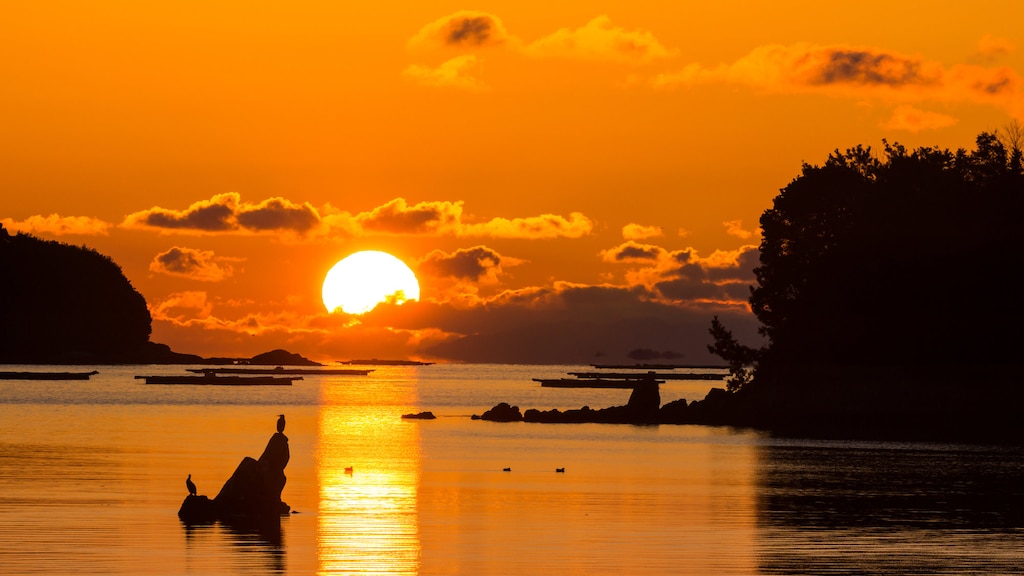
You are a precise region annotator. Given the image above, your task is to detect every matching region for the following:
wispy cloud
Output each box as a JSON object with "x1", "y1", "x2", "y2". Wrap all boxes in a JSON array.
[
  {"x1": 522, "y1": 15, "x2": 676, "y2": 64},
  {"x1": 881, "y1": 104, "x2": 958, "y2": 132},
  {"x1": 403, "y1": 55, "x2": 489, "y2": 91},
  {"x1": 149, "y1": 246, "x2": 239, "y2": 282},
  {"x1": 723, "y1": 220, "x2": 755, "y2": 240},
  {"x1": 124, "y1": 194, "x2": 592, "y2": 240},
  {"x1": 653, "y1": 42, "x2": 1024, "y2": 118},
  {"x1": 405, "y1": 12, "x2": 676, "y2": 90},
  {"x1": 601, "y1": 241, "x2": 759, "y2": 305},
  {"x1": 975, "y1": 34, "x2": 1015, "y2": 61},
  {"x1": 2, "y1": 214, "x2": 112, "y2": 236},
  {"x1": 622, "y1": 223, "x2": 663, "y2": 240},
  {"x1": 600, "y1": 240, "x2": 666, "y2": 263},
  {"x1": 408, "y1": 11, "x2": 511, "y2": 51}
]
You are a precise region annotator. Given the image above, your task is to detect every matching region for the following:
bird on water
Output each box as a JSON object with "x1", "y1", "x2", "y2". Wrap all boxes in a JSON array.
[
  {"x1": 277, "y1": 414, "x2": 286, "y2": 433},
  {"x1": 186, "y1": 474, "x2": 197, "y2": 496}
]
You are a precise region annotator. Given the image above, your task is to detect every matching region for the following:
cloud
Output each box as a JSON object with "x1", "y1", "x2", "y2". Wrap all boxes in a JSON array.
[
  {"x1": 601, "y1": 241, "x2": 758, "y2": 306},
  {"x1": 461, "y1": 211, "x2": 593, "y2": 239},
  {"x1": 418, "y1": 245, "x2": 524, "y2": 283},
  {"x1": 150, "y1": 290, "x2": 213, "y2": 323},
  {"x1": 408, "y1": 11, "x2": 510, "y2": 51},
  {"x1": 600, "y1": 240, "x2": 666, "y2": 263},
  {"x1": 236, "y1": 197, "x2": 321, "y2": 232},
  {"x1": 975, "y1": 35, "x2": 1015, "y2": 60},
  {"x1": 122, "y1": 195, "x2": 593, "y2": 241},
  {"x1": 347, "y1": 198, "x2": 594, "y2": 238},
  {"x1": 653, "y1": 42, "x2": 1024, "y2": 117},
  {"x1": 149, "y1": 246, "x2": 238, "y2": 282},
  {"x1": 403, "y1": 55, "x2": 489, "y2": 91},
  {"x1": 122, "y1": 192, "x2": 321, "y2": 235},
  {"x1": 881, "y1": 104, "x2": 958, "y2": 132},
  {"x1": 723, "y1": 220, "x2": 755, "y2": 240},
  {"x1": 522, "y1": 15, "x2": 676, "y2": 64},
  {"x1": 622, "y1": 223, "x2": 663, "y2": 240},
  {"x1": 2, "y1": 214, "x2": 112, "y2": 236},
  {"x1": 369, "y1": 282, "x2": 762, "y2": 364},
  {"x1": 356, "y1": 198, "x2": 464, "y2": 235}
]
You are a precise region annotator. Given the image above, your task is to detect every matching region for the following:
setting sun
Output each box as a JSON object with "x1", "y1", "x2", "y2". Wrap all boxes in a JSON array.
[{"x1": 322, "y1": 251, "x2": 420, "y2": 315}]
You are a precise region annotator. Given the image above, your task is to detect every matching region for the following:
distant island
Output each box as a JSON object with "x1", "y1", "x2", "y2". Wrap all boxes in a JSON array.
[{"x1": 339, "y1": 359, "x2": 435, "y2": 366}]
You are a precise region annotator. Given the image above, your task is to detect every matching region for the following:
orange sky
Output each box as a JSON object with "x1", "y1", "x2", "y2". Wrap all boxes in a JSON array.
[{"x1": 4, "y1": 1, "x2": 1023, "y2": 363}]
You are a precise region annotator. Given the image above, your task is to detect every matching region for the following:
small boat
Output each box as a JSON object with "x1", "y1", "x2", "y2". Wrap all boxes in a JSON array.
[
  {"x1": 533, "y1": 378, "x2": 663, "y2": 388},
  {"x1": 135, "y1": 374, "x2": 301, "y2": 385},
  {"x1": 0, "y1": 370, "x2": 99, "y2": 380},
  {"x1": 186, "y1": 367, "x2": 372, "y2": 376}
]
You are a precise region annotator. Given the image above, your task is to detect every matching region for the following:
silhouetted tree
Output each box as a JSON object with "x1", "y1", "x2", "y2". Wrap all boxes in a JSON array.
[
  {"x1": 707, "y1": 132, "x2": 1024, "y2": 436},
  {"x1": 707, "y1": 315, "x2": 758, "y2": 392}
]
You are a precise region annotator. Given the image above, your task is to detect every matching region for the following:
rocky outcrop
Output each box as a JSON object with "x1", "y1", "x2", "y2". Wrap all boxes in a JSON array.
[
  {"x1": 402, "y1": 411, "x2": 437, "y2": 420},
  {"x1": 472, "y1": 384, "x2": 741, "y2": 426},
  {"x1": 178, "y1": 431, "x2": 291, "y2": 523},
  {"x1": 472, "y1": 402, "x2": 523, "y2": 422}
]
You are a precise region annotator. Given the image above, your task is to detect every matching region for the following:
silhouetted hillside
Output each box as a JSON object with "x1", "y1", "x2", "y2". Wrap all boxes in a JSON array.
[{"x1": 0, "y1": 226, "x2": 198, "y2": 364}]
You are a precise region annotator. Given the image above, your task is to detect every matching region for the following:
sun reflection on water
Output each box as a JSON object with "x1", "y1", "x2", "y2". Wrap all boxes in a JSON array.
[{"x1": 316, "y1": 375, "x2": 421, "y2": 575}]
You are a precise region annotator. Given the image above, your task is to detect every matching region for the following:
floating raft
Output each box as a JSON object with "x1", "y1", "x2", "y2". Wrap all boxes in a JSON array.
[
  {"x1": 533, "y1": 378, "x2": 664, "y2": 388},
  {"x1": 136, "y1": 374, "x2": 301, "y2": 385},
  {"x1": 590, "y1": 363, "x2": 728, "y2": 370},
  {"x1": 186, "y1": 367, "x2": 372, "y2": 376},
  {"x1": 567, "y1": 371, "x2": 726, "y2": 381},
  {"x1": 0, "y1": 370, "x2": 99, "y2": 380}
]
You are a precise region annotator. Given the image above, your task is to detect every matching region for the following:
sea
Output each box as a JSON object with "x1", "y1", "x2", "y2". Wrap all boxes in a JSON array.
[{"x1": 0, "y1": 363, "x2": 1021, "y2": 575}]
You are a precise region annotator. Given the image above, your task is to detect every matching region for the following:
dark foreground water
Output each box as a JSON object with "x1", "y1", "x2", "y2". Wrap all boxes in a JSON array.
[{"x1": 0, "y1": 364, "x2": 1021, "y2": 574}]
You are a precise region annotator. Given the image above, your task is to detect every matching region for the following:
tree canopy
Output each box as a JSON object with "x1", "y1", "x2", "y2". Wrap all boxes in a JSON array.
[
  {"x1": 750, "y1": 132, "x2": 1023, "y2": 371},
  {"x1": 707, "y1": 130, "x2": 1024, "y2": 437}
]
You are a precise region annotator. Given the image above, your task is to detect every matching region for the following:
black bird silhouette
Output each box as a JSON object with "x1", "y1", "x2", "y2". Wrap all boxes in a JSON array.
[
  {"x1": 277, "y1": 414, "x2": 286, "y2": 433},
  {"x1": 186, "y1": 474, "x2": 197, "y2": 496},
  {"x1": 555, "y1": 468, "x2": 565, "y2": 473},
  {"x1": 502, "y1": 467, "x2": 511, "y2": 472}
]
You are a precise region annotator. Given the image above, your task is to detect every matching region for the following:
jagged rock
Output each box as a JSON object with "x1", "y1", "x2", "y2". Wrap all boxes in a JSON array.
[
  {"x1": 626, "y1": 380, "x2": 661, "y2": 418},
  {"x1": 402, "y1": 411, "x2": 437, "y2": 420},
  {"x1": 473, "y1": 402, "x2": 523, "y2": 422},
  {"x1": 658, "y1": 398, "x2": 689, "y2": 421},
  {"x1": 178, "y1": 431, "x2": 291, "y2": 523}
]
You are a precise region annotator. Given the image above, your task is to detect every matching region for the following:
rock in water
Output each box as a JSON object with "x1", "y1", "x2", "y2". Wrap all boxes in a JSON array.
[
  {"x1": 179, "y1": 431, "x2": 291, "y2": 523},
  {"x1": 626, "y1": 380, "x2": 661, "y2": 419}
]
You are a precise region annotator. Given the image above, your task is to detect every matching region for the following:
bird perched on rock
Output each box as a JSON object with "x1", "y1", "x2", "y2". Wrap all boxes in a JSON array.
[
  {"x1": 277, "y1": 414, "x2": 286, "y2": 433},
  {"x1": 186, "y1": 474, "x2": 197, "y2": 496}
]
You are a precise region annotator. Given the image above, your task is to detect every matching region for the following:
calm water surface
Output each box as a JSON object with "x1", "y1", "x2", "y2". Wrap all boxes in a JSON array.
[{"x1": 0, "y1": 364, "x2": 1020, "y2": 574}]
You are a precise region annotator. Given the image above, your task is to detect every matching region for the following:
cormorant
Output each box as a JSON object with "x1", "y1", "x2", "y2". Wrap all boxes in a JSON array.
[
  {"x1": 277, "y1": 414, "x2": 286, "y2": 433},
  {"x1": 186, "y1": 474, "x2": 197, "y2": 496}
]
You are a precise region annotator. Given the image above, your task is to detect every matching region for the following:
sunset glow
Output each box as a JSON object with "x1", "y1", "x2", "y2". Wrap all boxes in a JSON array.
[{"x1": 2, "y1": 1, "x2": 1021, "y2": 363}]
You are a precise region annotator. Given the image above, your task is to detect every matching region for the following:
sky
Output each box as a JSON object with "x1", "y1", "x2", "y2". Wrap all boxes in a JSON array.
[{"x1": 3, "y1": 1, "x2": 1023, "y2": 364}]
